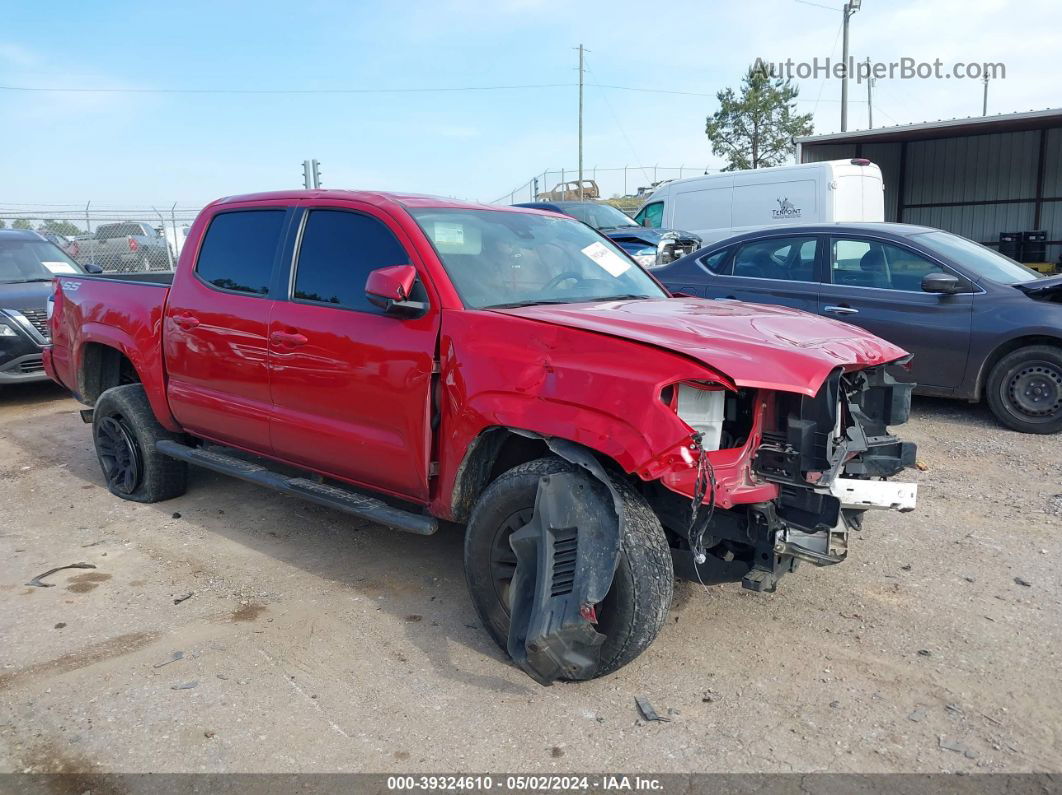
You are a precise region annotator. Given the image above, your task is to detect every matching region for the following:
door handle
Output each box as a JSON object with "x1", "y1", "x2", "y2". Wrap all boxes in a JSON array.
[
  {"x1": 824, "y1": 305, "x2": 859, "y2": 316},
  {"x1": 173, "y1": 314, "x2": 200, "y2": 330},
  {"x1": 270, "y1": 330, "x2": 308, "y2": 347}
]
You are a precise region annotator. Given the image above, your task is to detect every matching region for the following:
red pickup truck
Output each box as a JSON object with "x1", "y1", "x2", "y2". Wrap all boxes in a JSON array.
[{"x1": 46, "y1": 190, "x2": 917, "y2": 684}]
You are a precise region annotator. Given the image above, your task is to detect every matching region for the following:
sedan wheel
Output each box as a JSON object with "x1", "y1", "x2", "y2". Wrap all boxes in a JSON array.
[{"x1": 987, "y1": 345, "x2": 1062, "y2": 434}]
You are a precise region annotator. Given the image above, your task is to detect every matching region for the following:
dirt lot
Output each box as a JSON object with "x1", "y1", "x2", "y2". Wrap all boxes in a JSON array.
[{"x1": 1, "y1": 381, "x2": 1060, "y2": 774}]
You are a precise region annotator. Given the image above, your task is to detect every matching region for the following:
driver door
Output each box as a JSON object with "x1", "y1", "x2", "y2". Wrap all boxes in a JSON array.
[
  {"x1": 267, "y1": 203, "x2": 440, "y2": 501},
  {"x1": 817, "y1": 235, "x2": 974, "y2": 391}
]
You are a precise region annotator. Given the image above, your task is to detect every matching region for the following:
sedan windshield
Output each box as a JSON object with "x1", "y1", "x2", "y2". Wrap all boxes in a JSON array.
[
  {"x1": 914, "y1": 231, "x2": 1040, "y2": 284},
  {"x1": 561, "y1": 203, "x2": 640, "y2": 230},
  {"x1": 0, "y1": 238, "x2": 83, "y2": 283},
  {"x1": 410, "y1": 208, "x2": 666, "y2": 309}
]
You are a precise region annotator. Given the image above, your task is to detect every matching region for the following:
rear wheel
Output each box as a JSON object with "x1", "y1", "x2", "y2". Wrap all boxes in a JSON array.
[
  {"x1": 93, "y1": 384, "x2": 188, "y2": 502},
  {"x1": 986, "y1": 345, "x2": 1062, "y2": 434},
  {"x1": 464, "y1": 456, "x2": 673, "y2": 680}
]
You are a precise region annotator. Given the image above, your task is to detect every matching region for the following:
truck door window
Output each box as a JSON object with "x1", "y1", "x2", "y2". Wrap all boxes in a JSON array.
[
  {"x1": 293, "y1": 209, "x2": 414, "y2": 313},
  {"x1": 635, "y1": 202, "x2": 664, "y2": 229},
  {"x1": 732, "y1": 236, "x2": 817, "y2": 281},
  {"x1": 195, "y1": 210, "x2": 286, "y2": 296}
]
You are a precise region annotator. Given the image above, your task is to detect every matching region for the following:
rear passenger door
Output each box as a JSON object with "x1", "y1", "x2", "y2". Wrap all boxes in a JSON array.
[
  {"x1": 267, "y1": 203, "x2": 440, "y2": 501},
  {"x1": 817, "y1": 235, "x2": 974, "y2": 391},
  {"x1": 164, "y1": 205, "x2": 291, "y2": 453},
  {"x1": 699, "y1": 234, "x2": 822, "y2": 313}
]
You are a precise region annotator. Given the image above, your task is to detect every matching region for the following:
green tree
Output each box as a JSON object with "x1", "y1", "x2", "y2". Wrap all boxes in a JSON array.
[
  {"x1": 0, "y1": 219, "x2": 6, "y2": 229},
  {"x1": 705, "y1": 66, "x2": 814, "y2": 171},
  {"x1": 12, "y1": 218, "x2": 33, "y2": 230},
  {"x1": 39, "y1": 218, "x2": 82, "y2": 236}
]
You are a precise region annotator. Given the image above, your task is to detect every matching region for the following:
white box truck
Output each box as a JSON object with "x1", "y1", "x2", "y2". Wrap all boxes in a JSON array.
[{"x1": 632, "y1": 159, "x2": 885, "y2": 246}]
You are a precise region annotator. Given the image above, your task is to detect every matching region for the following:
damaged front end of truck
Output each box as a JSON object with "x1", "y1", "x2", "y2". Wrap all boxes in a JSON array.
[{"x1": 502, "y1": 360, "x2": 918, "y2": 684}]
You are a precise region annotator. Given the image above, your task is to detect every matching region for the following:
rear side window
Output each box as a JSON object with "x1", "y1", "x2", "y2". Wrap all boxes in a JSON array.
[
  {"x1": 732, "y1": 236, "x2": 818, "y2": 281},
  {"x1": 698, "y1": 248, "x2": 732, "y2": 275},
  {"x1": 293, "y1": 210, "x2": 411, "y2": 313},
  {"x1": 195, "y1": 210, "x2": 286, "y2": 295}
]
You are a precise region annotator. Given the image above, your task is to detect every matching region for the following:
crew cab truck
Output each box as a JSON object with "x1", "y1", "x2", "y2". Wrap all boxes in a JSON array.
[{"x1": 46, "y1": 190, "x2": 918, "y2": 684}]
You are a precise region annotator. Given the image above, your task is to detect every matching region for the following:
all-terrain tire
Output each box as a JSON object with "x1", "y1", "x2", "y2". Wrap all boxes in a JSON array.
[
  {"x1": 464, "y1": 456, "x2": 674, "y2": 680},
  {"x1": 92, "y1": 384, "x2": 188, "y2": 502},
  {"x1": 985, "y1": 345, "x2": 1062, "y2": 434}
]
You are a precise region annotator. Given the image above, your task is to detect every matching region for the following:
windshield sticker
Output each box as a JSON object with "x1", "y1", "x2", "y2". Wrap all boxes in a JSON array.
[
  {"x1": 581, "y1": 241, "x2": 631, "y2": 277},
  {"x1": 42, "y1": 261, "x2": 77, "y2": 274},
  {"x1": 433, "y1": 222, "x2": 465, "y2": 246}
]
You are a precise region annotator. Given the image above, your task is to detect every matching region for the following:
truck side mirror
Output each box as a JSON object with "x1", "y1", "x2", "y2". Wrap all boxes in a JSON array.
[
  {"x1": 365, "y1": 265, "x2": 427, "y2": 317},
  {"x1": 84, "y1": 263, "x2": 103, "y2": 274},
  {"x1": 921, "y1": 271, "x2": 963, "y2": 294}
]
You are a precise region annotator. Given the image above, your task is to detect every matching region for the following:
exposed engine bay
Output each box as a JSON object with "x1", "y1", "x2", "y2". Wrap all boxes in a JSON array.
[{"x1": 665, "y1": 364, "x2": 917, "y2": 592}]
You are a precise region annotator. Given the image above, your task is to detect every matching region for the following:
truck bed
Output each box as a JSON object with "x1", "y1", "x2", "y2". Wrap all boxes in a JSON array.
[{"x1": 46, "y1": 271, "x2": 174, "y2": 427}]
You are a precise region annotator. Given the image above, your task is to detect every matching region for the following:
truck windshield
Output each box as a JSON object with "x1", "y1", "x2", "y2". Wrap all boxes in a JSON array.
[
  {"x1": 410, "y1": 208, "x2": 666, "y2": 309},
  {"x1": 914, "y1": 231, "x2": 1040, "y2": 284},
  {"x1": 0, "y1": 239, "x2": 83, "y2": 283}
]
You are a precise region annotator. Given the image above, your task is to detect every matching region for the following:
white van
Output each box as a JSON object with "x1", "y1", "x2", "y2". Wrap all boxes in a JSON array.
[{"x1": 633, "y1": 159, "x2": 884, "y2": 245}]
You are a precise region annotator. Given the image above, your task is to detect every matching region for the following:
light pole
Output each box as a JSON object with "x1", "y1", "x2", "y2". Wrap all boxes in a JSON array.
[
  {"x1": 840, "y1": 0, "x2": 861, "y2": 132},
  {"x1": 575, "y1": 44, "x2": 586, "y2": 200},
  {"x1": 866, "y1": 56, "x2": 874, "y2": 129}
]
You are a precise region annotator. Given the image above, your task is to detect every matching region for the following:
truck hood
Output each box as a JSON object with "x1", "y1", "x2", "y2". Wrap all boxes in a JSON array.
[{"x1": 493, "y1": 297, "x2": 908, "y2": 397}]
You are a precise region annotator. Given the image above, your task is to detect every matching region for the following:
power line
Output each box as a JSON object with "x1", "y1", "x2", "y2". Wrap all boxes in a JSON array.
[
  {"x1": 793, "y1": 0, "x2": 842, "y2": 10},
  {"x1": 0, "y1": 81, "x2": 716, "y2": 98},
  {"x1": 0, "y1": 82, "x2": 573, "y2": 95},
  {"x1": 585, "y1": 83, "x2": 714, "y2": 98},
  {"x1": 811, "y1": 17, "x2": 845, "y2": 118},
  {"x1": 583, "y1": 59, "x2": 653, "y2": 185}
]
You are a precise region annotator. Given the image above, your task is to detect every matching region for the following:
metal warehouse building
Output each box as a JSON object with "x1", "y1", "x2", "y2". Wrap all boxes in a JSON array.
[{"x1": 795, "y1": 108, "x2": 1062, "y2": 267}]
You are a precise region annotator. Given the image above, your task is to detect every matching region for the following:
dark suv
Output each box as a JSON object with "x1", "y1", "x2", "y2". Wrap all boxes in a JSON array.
[
  {"x1": 0, "y1": 230, "x2": 88, "y2": 385},
  {"x1": 656, "y1": 222, "x2": 1062, "y2": 434}
]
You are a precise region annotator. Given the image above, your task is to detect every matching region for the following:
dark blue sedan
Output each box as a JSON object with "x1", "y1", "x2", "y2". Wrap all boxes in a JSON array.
[{"x1": 655, "y1": 222, "x2": 1062, "y2": 434}]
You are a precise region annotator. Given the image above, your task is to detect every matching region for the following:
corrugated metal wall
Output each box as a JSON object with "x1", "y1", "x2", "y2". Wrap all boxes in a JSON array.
[{"x1": 802, "y1": 126, "x2": 1062, "y2": 263}]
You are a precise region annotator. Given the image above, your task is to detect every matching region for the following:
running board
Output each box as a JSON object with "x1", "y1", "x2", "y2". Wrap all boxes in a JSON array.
[{"x1": 155, "y1": 440, "x2": 438, "y2": 535}]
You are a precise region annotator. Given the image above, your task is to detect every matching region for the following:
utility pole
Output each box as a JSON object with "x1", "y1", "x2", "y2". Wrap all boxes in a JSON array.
[
  {"x1": 982, "y1": 75, "x2": 989, "y2": 116},
  {"x1": 866, "y1": 56, "x2": 874, "y2": 129},
  {"x1": 311, "y1": 159, "x2": 322, "y2": 189},
  {"x1": 840, "y1": 0, "x2": 861, "y2": 132},
  {"x1": 302, "y1": 160, "x2": 312, "y2": 189},
  {"x1": 576, "y1": 44, "x2": 586, "y2": 200}
]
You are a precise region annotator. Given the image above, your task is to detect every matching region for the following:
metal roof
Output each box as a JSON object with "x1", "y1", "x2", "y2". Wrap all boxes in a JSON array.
[{"x1": 796, "y1": 108, "x2": 1062, "y2": 145}]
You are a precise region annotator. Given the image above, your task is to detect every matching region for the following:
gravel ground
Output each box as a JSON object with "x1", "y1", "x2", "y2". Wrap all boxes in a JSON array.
[{"x1": 0, "y1": 381, "x2": 1059, "y2": 774}]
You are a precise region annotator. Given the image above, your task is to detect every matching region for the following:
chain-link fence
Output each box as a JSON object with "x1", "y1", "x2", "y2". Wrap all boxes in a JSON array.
[
  {"x1": 491, "y1": 165, "x2": 712, "y2": 211},
  {"x1": 0, "y1": 203, "x2": 204, "y2": 273}
]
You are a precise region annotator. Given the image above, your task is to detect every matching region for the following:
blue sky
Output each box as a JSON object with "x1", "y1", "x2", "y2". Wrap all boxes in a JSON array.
[{"x1": 1, "y1": 0, "x2": 1060, "y2": 209}]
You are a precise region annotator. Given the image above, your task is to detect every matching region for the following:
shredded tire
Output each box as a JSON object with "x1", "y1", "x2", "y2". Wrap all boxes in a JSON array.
[{"x1": 464, "y1": 456, "x2": 674, "y2": 680}]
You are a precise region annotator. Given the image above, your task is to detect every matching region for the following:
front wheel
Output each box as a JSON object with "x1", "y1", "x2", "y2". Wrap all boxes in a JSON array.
[
  {"x1": 985, "y1": 345, "x2": 1062, "y2": 434},
  {"x1": 93, "y1": 384, "x2": 188, "y2": 502},
  {"x1": 464, "y1": 457, "x2": 674, "y2": 680}
]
